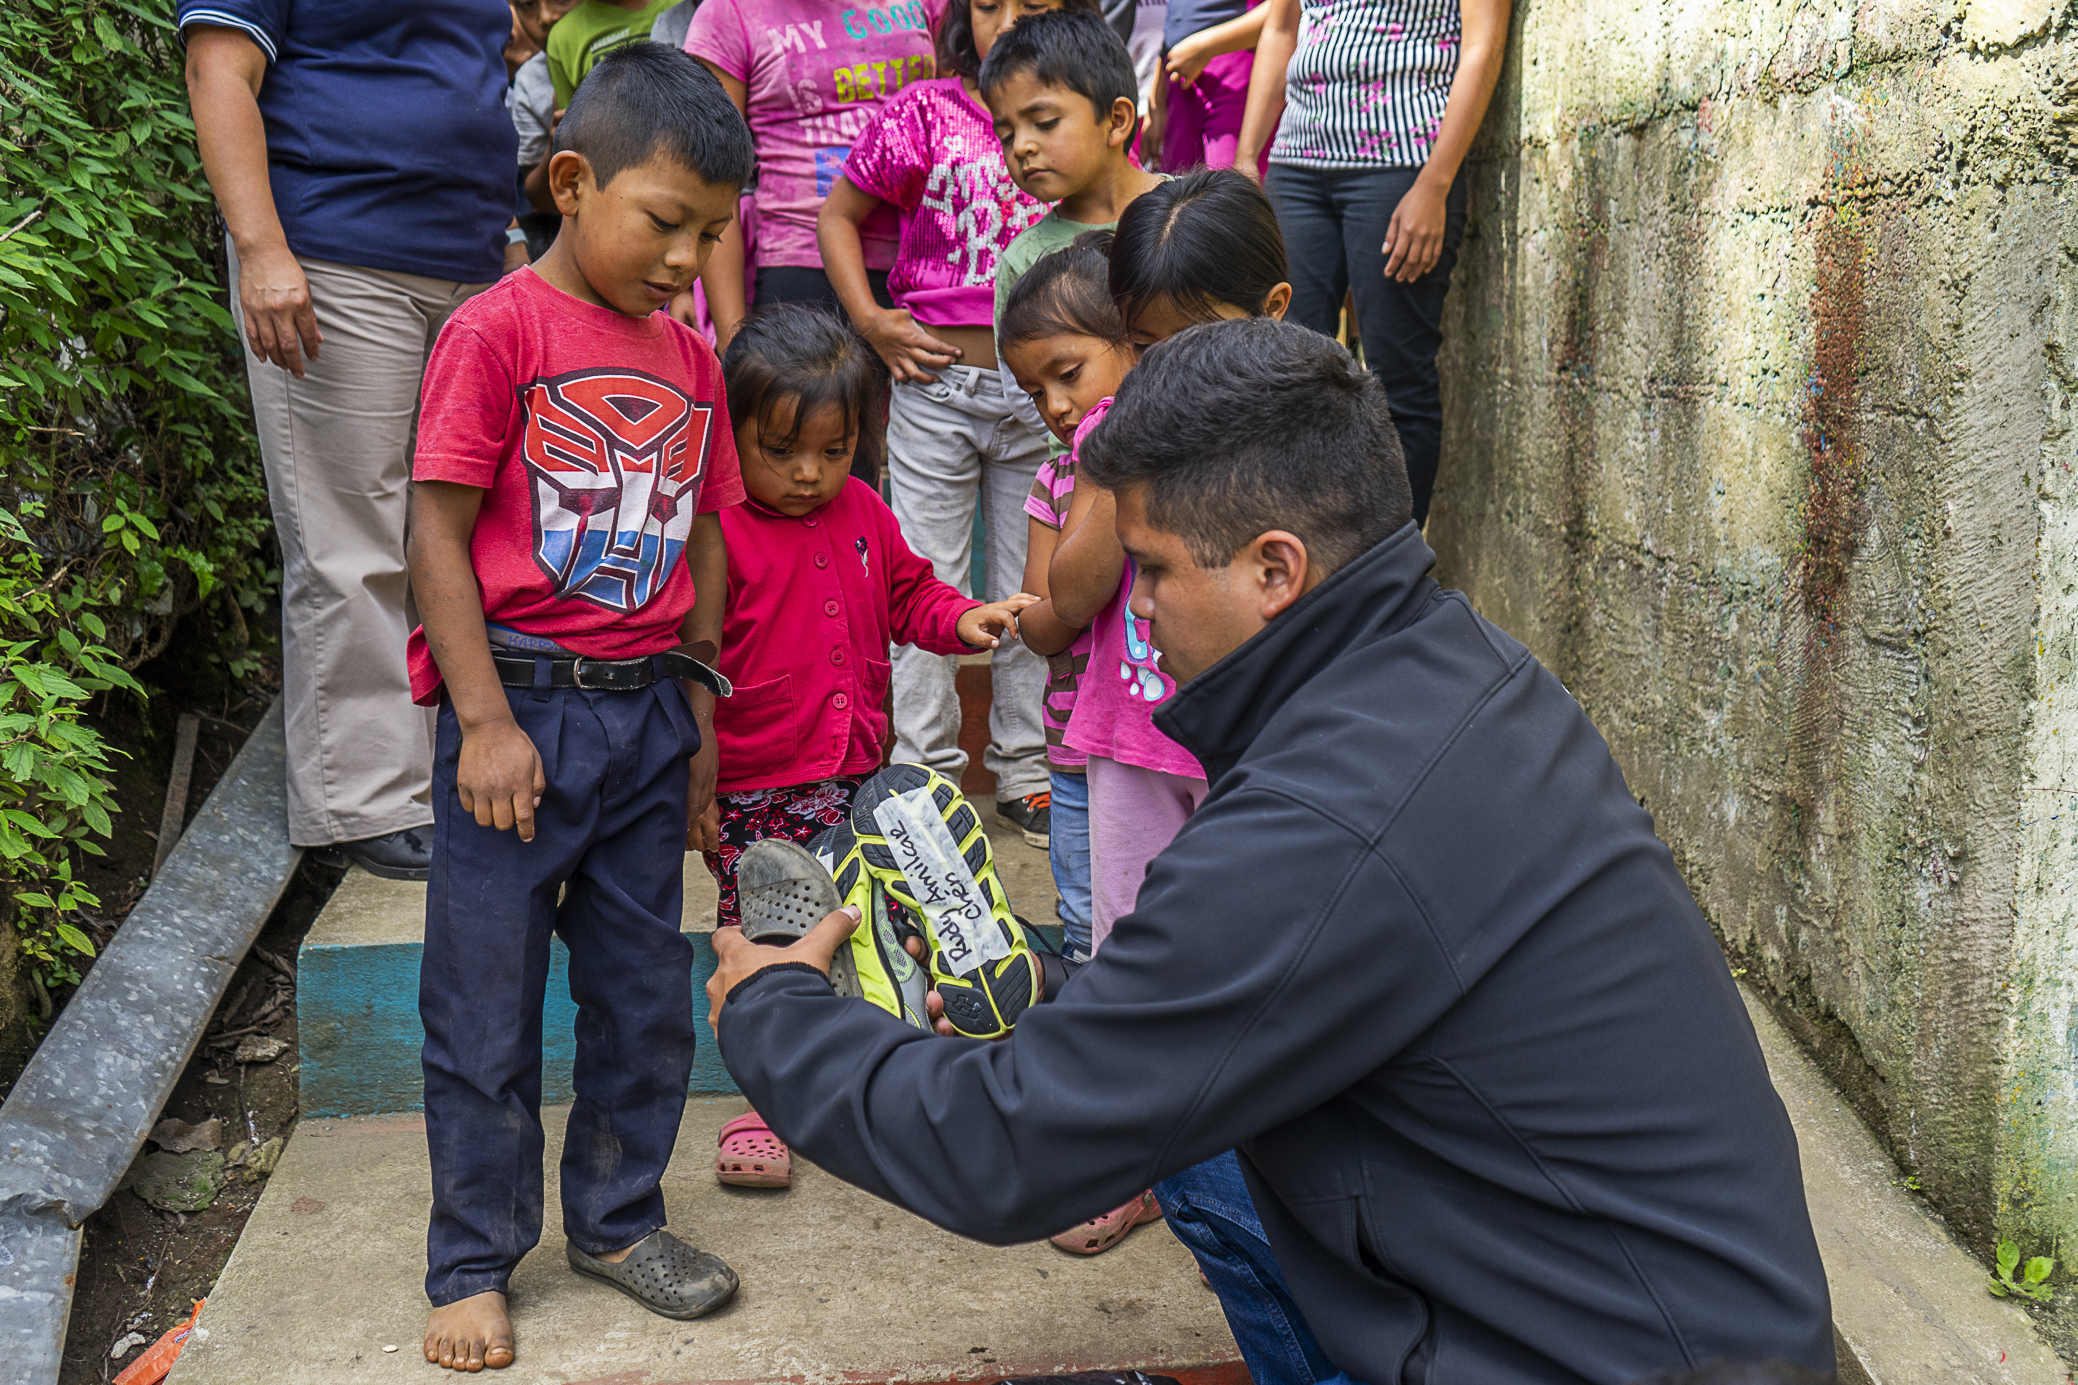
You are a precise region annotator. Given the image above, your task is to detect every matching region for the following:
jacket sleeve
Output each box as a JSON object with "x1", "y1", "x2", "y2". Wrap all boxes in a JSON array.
[
  {"x1": 882, "y1": 504, "x2": 979, "y2": 656},
  {"x1": 715, "y1": 782, "x2": 1469, "y2": 1243}
]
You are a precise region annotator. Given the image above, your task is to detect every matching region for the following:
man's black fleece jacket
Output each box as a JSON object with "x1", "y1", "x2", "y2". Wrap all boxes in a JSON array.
[{"x1": 718, "y1": 526, "x2": 1834, "y2": 1385}]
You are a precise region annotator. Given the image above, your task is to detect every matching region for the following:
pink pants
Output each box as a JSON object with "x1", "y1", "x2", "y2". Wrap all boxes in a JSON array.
[
  {"x1": 1161, "y1": 49, "x2": 1269, "y2": 176},
  {"x1": 1087, "y1": 754, "x2": 1211, "y2": 952}
]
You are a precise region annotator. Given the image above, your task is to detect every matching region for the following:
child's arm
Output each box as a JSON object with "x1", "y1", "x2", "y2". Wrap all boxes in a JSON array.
[
  {"x1": 957, "y1": 595, "x2": 1041, "y2": 650},
  {"x1": 693, "y1": 60, "x2": 752, "y2": 347},
  {"x1": 681, "y1": 511, "x2": 727, "y2": 852},
  {"x1": 1047, "y1": 483, "x2": 1125, "y2": 629},
  {"x1": 818, "y1": 178, "x2": 960, "y2": 383},
  {"x1": 1166, "y1": 6, "x2": 1271, "y2": 85},
  {"x1": 1017, "y1": 517, "x2": 1085, "y2": 657},
  {"x1": 408, "y1": 481, "x2": 546, "y2": 840},
  {"x1": 1234, "y1": 0, "x2": 1301, "y2": 182}
]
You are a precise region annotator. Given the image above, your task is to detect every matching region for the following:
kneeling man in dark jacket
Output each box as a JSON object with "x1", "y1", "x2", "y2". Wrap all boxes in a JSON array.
[{"x1": 708, "y1": 319, "x2": 1835, "y2": 1385}]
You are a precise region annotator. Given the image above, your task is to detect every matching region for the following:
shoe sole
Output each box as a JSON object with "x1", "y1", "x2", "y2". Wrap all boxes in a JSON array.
[
  {"x1": 815, "y1": 827, "x2": 932, "y2": 1028},
  {"x1": 734, "y1": 839, "x2": 861, "y2": 1000},
  {"x1": 346, "y1": 857, "x2": 428, "y2": 882},
  {"x1": 850, "y1": 765, "x2": 1040, "y2": 1038}
]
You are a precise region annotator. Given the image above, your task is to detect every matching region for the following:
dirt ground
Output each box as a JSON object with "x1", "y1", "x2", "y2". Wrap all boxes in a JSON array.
[{"x1": 57, "y1": 853, "x2": 343, "y2": 1385}]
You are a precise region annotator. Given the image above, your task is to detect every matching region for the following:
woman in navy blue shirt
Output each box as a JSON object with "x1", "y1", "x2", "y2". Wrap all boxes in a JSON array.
[
  {"x1": 1234, "y1": 0, "x2": 1509, "y2": 524},
  {"x1": 182, "y1": 1, "x2": 520, "y2": 882}
]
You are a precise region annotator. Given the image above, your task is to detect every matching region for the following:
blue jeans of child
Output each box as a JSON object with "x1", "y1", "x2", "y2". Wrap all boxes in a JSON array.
[
  {"x1": 421, "y1": 677, "x2": 701, "y2": 1306},
  {"x1": 1153, "y1": 1151, "x2": 1340, "y2": 1385},
  {"x1": 1263, "y1": 163, "x2": 1467, "y2": 525},
  {"x1": 1048, "y1": 768, "x2": 1092, "y2": 958}
]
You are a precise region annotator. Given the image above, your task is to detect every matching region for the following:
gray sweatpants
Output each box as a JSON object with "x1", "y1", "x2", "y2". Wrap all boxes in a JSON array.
[
  {"x1": 885, "y1": 367, "x2": 1052, "y2": 802},
  {"x1": 228, "y1": 245, "x2": 488, "y2": 846}
]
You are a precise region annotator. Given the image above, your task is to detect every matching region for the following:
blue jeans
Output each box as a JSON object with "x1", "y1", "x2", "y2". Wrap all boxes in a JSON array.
[
  {"x1": 421, "y1": 679, "x2": 701, "y2": 1306},
  {"x1": 1263, "y1": 163, "x2": 1467, "y2": 525},
  {"x1": 1153, "y1": 1152, "x2": 1339, "y2": 1385},
  {"x1": 1048, "y1": 768, "x2": 1092, "y2": 958}
]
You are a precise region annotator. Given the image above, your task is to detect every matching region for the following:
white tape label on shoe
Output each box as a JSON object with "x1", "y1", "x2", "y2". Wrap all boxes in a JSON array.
[{"x1": 873, "y1": 785, "x2": 1011, "y2": 974}]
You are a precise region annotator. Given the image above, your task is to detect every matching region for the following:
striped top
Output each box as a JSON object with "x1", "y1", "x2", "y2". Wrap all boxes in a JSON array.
[{"x1": 1270, "y1": 0, "x2": 1460, "y2": 169}]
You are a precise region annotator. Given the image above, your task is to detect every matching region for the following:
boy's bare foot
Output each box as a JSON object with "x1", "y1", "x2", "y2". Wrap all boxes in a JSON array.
[{"x1": 424, "y1": 1291, "x2": 514, "y2": 1372}]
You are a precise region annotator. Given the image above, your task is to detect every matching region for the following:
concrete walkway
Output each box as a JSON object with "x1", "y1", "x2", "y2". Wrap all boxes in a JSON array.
[
  {"x1": 1743, "y1": 990, "x2": 2067, "y2": 1385},
  {"x1": 167, "y1": 1100, "x2": 1237, "y2": 1385}
]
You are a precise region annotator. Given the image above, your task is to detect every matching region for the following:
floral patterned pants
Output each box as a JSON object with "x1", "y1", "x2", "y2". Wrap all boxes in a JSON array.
[{"x1": 702, "y1": 777, "x2": 863, "y2": 928}]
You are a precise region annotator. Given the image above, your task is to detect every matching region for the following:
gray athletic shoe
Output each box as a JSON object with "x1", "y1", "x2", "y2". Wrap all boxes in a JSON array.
[
  {"x1": 567, "y1": 1229, "x2": 739, "y2": 1320},
  {"x1": 734, "y1": 837, "x2": 862, "y2": 999}
]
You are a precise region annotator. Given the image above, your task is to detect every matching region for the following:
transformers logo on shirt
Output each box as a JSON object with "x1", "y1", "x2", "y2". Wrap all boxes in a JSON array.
[{"x1": 522, "y1": 367, "x2": 715, "y2": 614}]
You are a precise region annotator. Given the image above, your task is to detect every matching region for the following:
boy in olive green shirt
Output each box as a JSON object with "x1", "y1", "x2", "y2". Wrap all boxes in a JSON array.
[
  {"x1": 549, "y1": 0, "x2": 683, "y2": 103},
  {"x1": 984, "y1": 11, "x2": 1171, "y2": 347}
]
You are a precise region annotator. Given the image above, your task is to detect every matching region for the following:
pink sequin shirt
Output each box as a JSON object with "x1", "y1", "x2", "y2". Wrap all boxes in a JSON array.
[{"x1": 842, "y1": 78, "x2": 1046, "y2": 327}]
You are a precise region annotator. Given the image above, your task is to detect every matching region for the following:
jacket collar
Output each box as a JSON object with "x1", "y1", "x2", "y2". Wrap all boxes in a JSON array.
[{"x1": 1154, "y1": 523, "x2": 1438, "y2": 783}]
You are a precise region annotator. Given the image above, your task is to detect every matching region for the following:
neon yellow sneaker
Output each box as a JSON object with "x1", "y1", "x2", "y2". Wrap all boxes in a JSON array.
[
  {"x1": 848, "y1": 764, "x2": 1043, "y2": 1039},
  {"x1": 811, "y1": 822, "x2": 932, "y2": 1030}
]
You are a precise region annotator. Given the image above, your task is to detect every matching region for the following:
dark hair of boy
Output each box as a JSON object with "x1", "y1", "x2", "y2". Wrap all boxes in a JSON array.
[
  {"x1": 722, "y1": 304, "x2": 889, "y2": 481},
  {"x1": 1079, "y1": 318, "x2": 1414, "y2": 571},
  {"x1": 1110, "y1": 167, "x2": 1288, "y2": 320},
  {"x1": 555, "y1": 42, "x2": 755, "y2": 192},
  {"x1": 998, "y1": 230, "x2": 1125, "y2": 349},
  {"x1": 976, "y1": 7, "x2": 1138, "y2": 113},
  {"x1": 939, "y1": 0, "x2": 1104, "y2": 80}
]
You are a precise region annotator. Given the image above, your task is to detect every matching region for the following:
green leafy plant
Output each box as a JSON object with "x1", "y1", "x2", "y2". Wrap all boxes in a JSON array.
[
  {"x1": 1988, "y1": 1241, "x2": 2055, "y2": 1303},
  {"x1": 0, "y1": 1, "x2": 274, "y2": 1000}
]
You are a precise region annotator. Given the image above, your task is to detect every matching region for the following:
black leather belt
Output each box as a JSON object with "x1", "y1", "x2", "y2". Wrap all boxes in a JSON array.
[{"x1": 492, "y1": 648, "x2": 732, "y2": 698}]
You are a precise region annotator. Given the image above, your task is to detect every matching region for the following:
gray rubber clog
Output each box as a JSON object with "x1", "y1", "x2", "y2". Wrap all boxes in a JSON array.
[
  {"x1": 734, "y1": 837, "x2": 862, "y2": 999},
  {"x1": 567, "y1": 1229, "x2": 740, "y2": 1320}
]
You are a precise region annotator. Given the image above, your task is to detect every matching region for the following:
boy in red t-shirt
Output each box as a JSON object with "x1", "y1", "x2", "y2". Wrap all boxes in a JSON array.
[{"x1": 404, "y1": 45, "x2": 755, "y2": 1373}]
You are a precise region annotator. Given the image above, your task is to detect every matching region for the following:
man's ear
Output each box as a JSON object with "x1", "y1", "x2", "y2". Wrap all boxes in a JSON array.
[
  {"x1": 548, "y1": 149, "x2": 593, "y2": 217},
  {"x1": 1262, "y1": 282, "x2": 1293, "y2": 321},
  {"x1": 1248, "y1": 530, "x2": 1312, "y2": 621},
  {"x1": 1106, "y1": 95, "x2": 1139, "y2": 148}
]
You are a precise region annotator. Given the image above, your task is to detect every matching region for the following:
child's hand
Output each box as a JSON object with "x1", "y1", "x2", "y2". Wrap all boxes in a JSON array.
[
  {"x1": 687, "y1": 734, "x2": 720, "y2": 848},
  {"x1": 457, "y1": 718, "x2": 547, "y2": 841},
  {"x1": 688, "y1": 797, "x2": 721, "y2": 854},
  {"x1": 862, "y1": 307, "x2": 963, "y2": 383},
  {"x1": 959, "y1": 593, "x2": 1041, "y2": 650}
]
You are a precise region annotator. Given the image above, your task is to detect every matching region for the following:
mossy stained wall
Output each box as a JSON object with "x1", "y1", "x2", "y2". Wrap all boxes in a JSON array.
[{"x1": 1429, "y1": 0, "x2": 2077, "y2": 1267}]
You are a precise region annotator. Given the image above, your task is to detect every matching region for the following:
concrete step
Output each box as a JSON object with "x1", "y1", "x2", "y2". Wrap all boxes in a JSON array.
[
  {"x1": 298, "y1": 813, "x2": 1063, "y2": 1116},
  {"x1": 167, "y1": 1099, "x2": 1240, "y2": 1385}
]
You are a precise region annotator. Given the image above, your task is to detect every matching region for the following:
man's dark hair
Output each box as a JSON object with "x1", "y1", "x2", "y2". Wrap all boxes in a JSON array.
[
  {"x1": 999, "y1": 230, "x2": 1125, "y2": 349},
  {"x1": 941, "y1": 0, "x2": 1102, "y2": 80},
  {"x1": 556, "y1": 43, "x2": 755, "y2": 191},
  {"x1": 1079, "y1": 319, "x2": 1413, "y2": 572},
  {"x1": 1111, "y1": 168, "x2": 1287, "y2": 321},
  {"x1": 978, "y1": 7, "x2": 1137, "y2": 116}
]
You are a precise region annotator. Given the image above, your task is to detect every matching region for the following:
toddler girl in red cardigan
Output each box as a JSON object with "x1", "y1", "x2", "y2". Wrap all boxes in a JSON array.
[
  {"x1": 698, "y1": 304, "x2": 1035, "y2": 927},
  {"x1": 700, "y1": 305, "x2": 1033, "y2": 1187}
]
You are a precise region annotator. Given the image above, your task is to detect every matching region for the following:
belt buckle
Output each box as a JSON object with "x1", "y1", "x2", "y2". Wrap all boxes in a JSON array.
[{"x1": 570, "y1": 658, "x2": 613, "y2": 691}]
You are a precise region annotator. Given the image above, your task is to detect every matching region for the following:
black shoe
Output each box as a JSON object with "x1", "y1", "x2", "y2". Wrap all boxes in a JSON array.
[
  {"x1": 996, "y1": 792, "x2": 1051, "y2": 849},
  {"x1": 315, "y1": 828, "x2": 431, "y2": 881}
]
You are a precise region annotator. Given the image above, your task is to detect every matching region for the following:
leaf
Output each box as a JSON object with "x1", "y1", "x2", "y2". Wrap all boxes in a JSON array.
[
  {"x1": 53, "y1": 922, "x2": 95, "y2": 957},
  {"x1": 2025, "y1": 1257, "x2": 2054, "y2": 1284},
  {"x1": 14, "y1": 892, "x2": 55, "y2": 909},
  {"x1": 1997, "y1": 1240, "x2": 2021, "y2": 1276}
]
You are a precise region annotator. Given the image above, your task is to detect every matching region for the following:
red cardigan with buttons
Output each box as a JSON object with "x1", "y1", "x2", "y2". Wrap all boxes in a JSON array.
[{"x1": 715, "y1": 477, "x2": 980, "y2": 793}]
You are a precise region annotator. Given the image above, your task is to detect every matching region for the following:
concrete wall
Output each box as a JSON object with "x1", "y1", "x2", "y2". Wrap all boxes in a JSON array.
[{"x1": 1427, "y1": 0, "x2": 2078, "y2": 1311}]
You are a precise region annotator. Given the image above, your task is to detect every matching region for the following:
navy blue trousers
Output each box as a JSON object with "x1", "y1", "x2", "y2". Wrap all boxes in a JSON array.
[
  {"x1": 1264, "y1": 163, "x2": 1467, "y2": 525},
  {"x1": 421, "y1": 679, "x2": 699, "y2": 1306}
]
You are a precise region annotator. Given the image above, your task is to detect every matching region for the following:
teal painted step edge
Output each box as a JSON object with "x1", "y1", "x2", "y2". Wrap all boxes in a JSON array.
[{"x1": 298, "y1": 923, "x2": 1067, "y2": 1118}]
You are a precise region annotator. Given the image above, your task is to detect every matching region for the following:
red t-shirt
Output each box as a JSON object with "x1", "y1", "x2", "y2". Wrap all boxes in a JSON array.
[{"x1": 408, "y1": 268, "x2": 745, "y2": 704}]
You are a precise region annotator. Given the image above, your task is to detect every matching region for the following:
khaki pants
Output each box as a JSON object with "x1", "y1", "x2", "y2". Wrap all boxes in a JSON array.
[
  {"x1": 228, "y1": 245, "x2": 490, "y2": 846},
  {"x1": 884, "y1": 367, "x2": 1052, "y2": 802}
]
